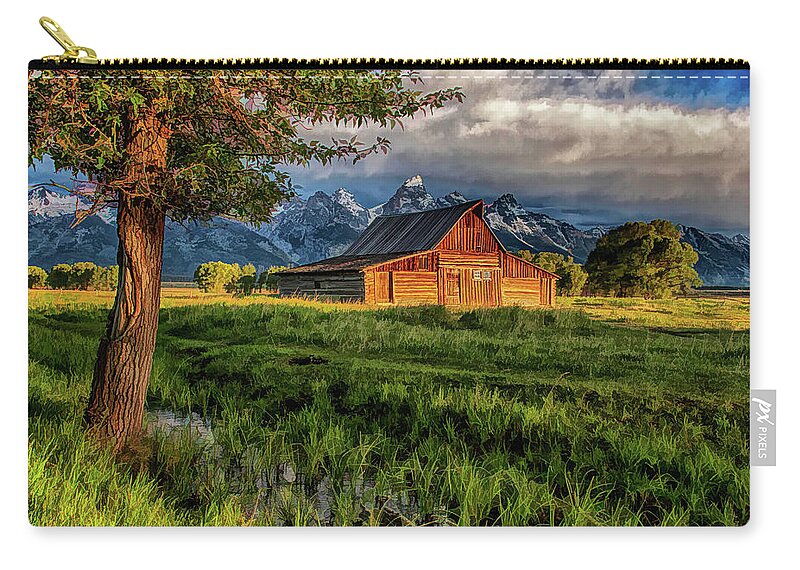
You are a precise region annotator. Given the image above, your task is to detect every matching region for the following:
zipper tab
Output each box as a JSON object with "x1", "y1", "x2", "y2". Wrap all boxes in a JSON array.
[{"x1": 39, "y1": 16, "x2": 98, "y2": 64}]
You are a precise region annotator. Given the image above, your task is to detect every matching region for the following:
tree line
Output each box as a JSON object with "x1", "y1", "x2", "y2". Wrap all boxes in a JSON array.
[
  {"x1": 193, "y1": 261, "x2": 288, "y2": 294},
  {"x1": 517, "y1": 219, "x2": 701, "y2": 299},
  {"x1": 190, "y1": 220, "x2": 701, "y2": 300},
  {"x1": 28, "y1": 262, "x2": 119, "y2": 290}
]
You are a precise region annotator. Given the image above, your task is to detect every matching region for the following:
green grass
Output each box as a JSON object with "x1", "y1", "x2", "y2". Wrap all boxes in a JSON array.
[{"x1": 28, "y1": 291, "x2": 750, "y2": 526}]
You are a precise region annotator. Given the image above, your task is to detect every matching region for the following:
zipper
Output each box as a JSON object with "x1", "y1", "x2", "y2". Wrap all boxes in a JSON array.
[{"x1": 32, "y1": 17, "x2": 749, "y2": 70}]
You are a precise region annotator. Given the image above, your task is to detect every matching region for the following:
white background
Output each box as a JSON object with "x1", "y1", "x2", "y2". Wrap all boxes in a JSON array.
[{"x1": 1, "y1": 0, "x2": 794, "y2": 567}]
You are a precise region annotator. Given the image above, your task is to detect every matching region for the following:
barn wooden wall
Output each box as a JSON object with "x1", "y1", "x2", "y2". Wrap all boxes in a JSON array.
[
  {"x1": 370, "y1": 252, "x2": 436, "y2": 273},
  {"x1": 502, "y1": 252, "x2": 553, "y2": 279},
  {"x1": 500, "y1": 252, "x2": 557, "y2": 306},
  {"x1": 438, "y1": 251, "x2": 500, "y2": 267},
  {"x1": 437, "y1": 211, "x2": 500, "y2": 253},
  {"x1": 363, "y1": 270, "x2": 375, "y2": 304},
  {"x1": 501, "y1": 277, "x2": 541, "y2": 306},
  {"x1": 278, "y1": 273, "x2": 365, "y2": 302},
  {"x1": 540, "y1": 277, "x2": 555, "y2": 306},
  {"x1": 392, "y1": 271, "x2": 438, "y2": 304}
]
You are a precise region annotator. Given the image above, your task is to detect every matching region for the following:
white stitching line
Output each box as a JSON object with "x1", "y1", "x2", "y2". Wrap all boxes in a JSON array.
[{"x1": 36, "y1": 74, "x2": 750, "y2": 80}]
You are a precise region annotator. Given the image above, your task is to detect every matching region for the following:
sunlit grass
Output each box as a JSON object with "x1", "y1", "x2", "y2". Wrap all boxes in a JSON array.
[
  {"x1": 558, "y1": 296, "x2": 749, "y2": 331},
  {"x1": 28, "y1": 290, "x2": 750, "y2": 526}
]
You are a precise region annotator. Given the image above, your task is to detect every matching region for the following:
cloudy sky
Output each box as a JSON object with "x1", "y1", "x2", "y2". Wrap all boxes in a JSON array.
[
  {"x1": 29, "y1": 68, "x2": 749, "y2": 235},
  {"x1": 285, "y1": 69, "x2": 749, "y2": 235}
]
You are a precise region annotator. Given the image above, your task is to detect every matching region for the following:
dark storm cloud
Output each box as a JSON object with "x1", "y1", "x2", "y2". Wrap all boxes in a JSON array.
[{"x1": 286, "y1": 70, "x2": 749, "y2": 233}]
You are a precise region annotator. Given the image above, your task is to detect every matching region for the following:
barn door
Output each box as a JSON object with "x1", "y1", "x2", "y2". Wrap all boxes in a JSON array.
[
  {"x1": 445, "y1": 268, "x2": 461, "y2": 305},
  {"x1": 375, "y1": 271, "x2": 393, "y2": 304}
]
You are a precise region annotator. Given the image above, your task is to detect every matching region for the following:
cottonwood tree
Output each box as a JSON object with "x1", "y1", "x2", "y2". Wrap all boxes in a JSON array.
[
  {"x1": 47, "y1": 263, "x2": 72, "y2": 289},
  {"x1": 29, "y1": 68, "x2": 462, "y2": 451},
  {"x1": 585, "y1": 220, "x2": 701, "y2": 298},
  {"x1": 194, "y1": 261, "x2": 242, "y2": 293},
  {"x1": 517, "y1": 251, "x2": 588, "y2": 296},
  {"x1": 28, "y1": 266, "x2": 48, "y2": 289},
  {"x1": 237, "y1": 263, "x2": 257, "y2": 295}
]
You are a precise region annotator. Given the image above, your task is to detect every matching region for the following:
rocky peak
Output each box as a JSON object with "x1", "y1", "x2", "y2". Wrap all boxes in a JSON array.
[
  {"x1": 28, "y1": 187, "x2": 87, "y2": 219},
  {"x1": 489, "y1": 193, "x2": 527, "y2": 217},
  {"x1": 436, "y1": 191, "x2": 469, "y2": 208},
  {"x1": 732, "y1": 233, "x2": 750, "y2": 247},
  {"x1": 376, "y1": 175, "x2": 436, "y2": 216},
  {"x1": 332, "y1": 187, "x2": 368, "y2": 215},
  {"x1": 402, "y1": 175, "x2": 425, "y2": 188}
]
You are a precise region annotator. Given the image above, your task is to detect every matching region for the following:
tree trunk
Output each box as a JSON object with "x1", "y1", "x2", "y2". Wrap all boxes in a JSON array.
[
  {"x1": 85, "y1": 194, "x2": 165, "y2": 451},
  {"x1": 85, "y1": 106, "x2": 169, "y2": 452}
]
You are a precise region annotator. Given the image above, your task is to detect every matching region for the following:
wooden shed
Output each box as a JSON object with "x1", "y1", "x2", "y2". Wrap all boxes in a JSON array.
[{"x1": 276, "y1": 200, "x2": 558, "y2": 307}]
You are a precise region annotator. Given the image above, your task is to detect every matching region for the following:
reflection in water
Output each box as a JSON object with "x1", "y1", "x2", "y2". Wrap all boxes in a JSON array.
[
  {"x1": 146, "y1": 408, "x2": 213, "y2": 442},
  {"x1": 145, "y1": 407, "x2": 427, "y2": 526}
]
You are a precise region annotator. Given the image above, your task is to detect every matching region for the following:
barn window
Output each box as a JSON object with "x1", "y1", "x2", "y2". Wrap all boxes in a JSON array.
[
  {"x1": 472, "y1": 270, "x2": 482, "y2": 281},
  {"x1": 314, "y1": 280, "x2": 321, "y2": 289},
  {"x1": 482, "y1": 270, "x2": 492, "y2": 281},
  {"x1": 419, "y1": 256, "x2": 429, "y2": 270}
]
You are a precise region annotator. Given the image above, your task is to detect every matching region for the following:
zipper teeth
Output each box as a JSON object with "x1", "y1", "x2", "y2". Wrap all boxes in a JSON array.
[{"x1": 31, "y1": 57, "x2": 749, "y2": 70}]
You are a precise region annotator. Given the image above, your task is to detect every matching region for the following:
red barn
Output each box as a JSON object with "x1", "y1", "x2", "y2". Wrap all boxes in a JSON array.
[{"x1": 276, "y1": 200, "x2": 558, "y2": 306}]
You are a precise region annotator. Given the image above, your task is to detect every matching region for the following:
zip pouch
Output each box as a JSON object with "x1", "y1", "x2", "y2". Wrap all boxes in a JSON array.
[{"x1": 28, "y1": 17, "x2": 750, "y2": 527}]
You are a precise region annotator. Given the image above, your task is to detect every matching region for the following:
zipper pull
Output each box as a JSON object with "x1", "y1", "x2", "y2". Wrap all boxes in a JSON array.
[{"x1": 39, "y1": 16, "x2": 98, "y2": 64}]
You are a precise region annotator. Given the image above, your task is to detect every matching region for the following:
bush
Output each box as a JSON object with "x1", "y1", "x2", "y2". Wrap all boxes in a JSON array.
[
  {"x1": 47, "y1": 264, "x2": 72, "y2": 289},
  {"x1": 194, "y1": 261, "x2": 242, "y2": 293},
  {"x1": 68, "y1": 262, "x2": 99, "y2": 290},
  {"x1": 43, "y1": 263, "x2": 118, "y2": 291},
  {"x1": 193, "y1": 262, "x2": 290, "y2": 294},
  {"x1": 28, "y1": 266, "x2": 48, "y2": 289}
]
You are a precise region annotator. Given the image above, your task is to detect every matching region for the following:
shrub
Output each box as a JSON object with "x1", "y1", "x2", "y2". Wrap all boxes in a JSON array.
[
  {"x1": 194, "y1": 261, "x2": 242, "y2": 293},
  {"x1": 47, "y1": 264, "x2": 72, "y2": 289},
  {"x1": 28, "y1": 266, "x2": 48, "y2": 289}
]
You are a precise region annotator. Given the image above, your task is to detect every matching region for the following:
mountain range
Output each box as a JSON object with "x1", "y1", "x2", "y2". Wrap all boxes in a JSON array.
[{"x1": 27, "y1": 176, "x2": 750, "y2": 286}]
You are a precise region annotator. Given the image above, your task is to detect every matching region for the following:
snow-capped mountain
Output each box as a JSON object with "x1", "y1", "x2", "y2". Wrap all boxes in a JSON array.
[
  {"x1": 484, "y1": 193, "x2": 599, "y2": 263},
  {"x1": 435, "y1": 191, "x2": 470, "y2": 208},
  {"x1": 28, "y1": 187, "x2": 290, "y2": 279},
  {"x1": 28, "y1": 187, "x2": 89, "y2": 221},
  {"x1": 732, "y1": 233, "x2": 750, "y2": 247},
  {"x1": 27, "y1": 177, "x2": 750, "y2": 286},
  {"x1": 28, "y1": 185, "x2": 118, "y2": 224},
  {"x1": 678, "y1": 225, "x2": 750, "y2": 287},
  {"x1": 257, "y1": 188, "x2": 372, "y2": 265},
  {"x1": 28, "y1": 211, "x2": 120, "y2": 269},
  {"x1": 368, "y1": 175, "x2": 439, "y2": 217}
]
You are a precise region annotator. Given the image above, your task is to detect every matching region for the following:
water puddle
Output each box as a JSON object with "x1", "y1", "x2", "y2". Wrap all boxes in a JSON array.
[
  {"x1": 145, "y1": 407, "x2": 427, "y2": 525},
  {"x1": 145, "y1": 408, "x2": 214, "y2": 445}
]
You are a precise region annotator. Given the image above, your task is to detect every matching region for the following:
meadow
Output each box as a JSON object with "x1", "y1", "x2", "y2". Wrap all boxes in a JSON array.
[{"x1": 28, "y1": 289, "x2": 750, "y2": 526}]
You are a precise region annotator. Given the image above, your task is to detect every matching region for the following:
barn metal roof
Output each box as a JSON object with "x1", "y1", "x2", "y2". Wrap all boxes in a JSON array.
[
  {"x1": 275, "y1": 199, "x2": 558, "y2": 279},
  {"x1": 275, "y1": 253, "x2": 415, "y2": 274},
  {"x1": 343, "y1": 200, "x2": 483, "y2": 256}
]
